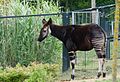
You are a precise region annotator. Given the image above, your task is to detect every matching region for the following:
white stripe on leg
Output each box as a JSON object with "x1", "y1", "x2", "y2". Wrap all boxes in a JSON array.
[
  {"x1": 98, "y1": 59, "x2": 102, "y2": 72},
  {"x1": 98, "y1": 58, "x2": 106, "y2": 72},
  {"x1": 72, "y1": 69, "x2": 75, "y2": 75},
  {"x1": 71, "y1": 59, "x2": 75, "y2": 75},
  {"x1": 102, "y1": 59, "x2": 106, "y2": 73},
  {"x1": 71, "y1": 59, "x2": 75, "y2": 64}
]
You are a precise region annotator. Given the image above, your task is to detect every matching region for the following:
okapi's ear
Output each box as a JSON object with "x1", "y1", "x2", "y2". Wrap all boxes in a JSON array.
[
  {"x1": 42, "y1": 19, "x2": 47, "y2": 24},
  {"x1": 47, "y1": 18, "x2": 52, "y2": 25}
]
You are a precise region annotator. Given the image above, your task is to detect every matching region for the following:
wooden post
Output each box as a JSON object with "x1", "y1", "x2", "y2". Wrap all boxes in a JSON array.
[{"x1": 112, "y1": 0, "x2": 120, "y2": 82}]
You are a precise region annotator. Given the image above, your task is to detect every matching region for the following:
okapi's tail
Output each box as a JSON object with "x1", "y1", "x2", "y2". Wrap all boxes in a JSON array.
[
  {"x1": 98, "y1": 24, "x2": 107, "y2": 58},
  {"x1": 100, "y1": 26, "x2": 107, "y2": 47},
  {"x1": 96, "y1": 24, "x2": 107, "y2": 44}
]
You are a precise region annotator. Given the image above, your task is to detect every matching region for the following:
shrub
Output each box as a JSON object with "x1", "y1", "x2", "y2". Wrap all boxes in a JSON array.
[{"x1": 0, "y1": 62, "x2": 60, "y2": 82}]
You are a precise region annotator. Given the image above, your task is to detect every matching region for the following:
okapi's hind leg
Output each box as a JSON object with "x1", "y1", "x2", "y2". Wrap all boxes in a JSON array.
[
  {"x1": 97, "y1": 58, "x2": 106, "y2": 78},
  {"x1": 68, "y1": 51, "x2": 76, "y2": 80},
  {"x1": 92, "y1": 37, "x2": 106, "y2": 79},
  {"x1": 95, "y1": 46, "x2": 106, "y2": 79}
]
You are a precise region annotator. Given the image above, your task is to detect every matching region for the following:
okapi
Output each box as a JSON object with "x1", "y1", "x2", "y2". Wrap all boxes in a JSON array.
[{"x1": 38, "y1": 18, "x2": 107, "y2": 80}]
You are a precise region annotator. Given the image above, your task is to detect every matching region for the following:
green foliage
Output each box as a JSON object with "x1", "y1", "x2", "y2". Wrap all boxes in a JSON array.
[
  {"x1": 0, "y1": 63, "x2": 60, "y2": 82},
  {"x1": 0, "y1": 0, "x2": 60, "y2": 15},
  {"x1": 58, "y1": 0, "x2": 114, "y2": 11},
  {"x1": 96, "y1": 0, "x2": 115, "y2": 6},
  {"x1": 0, "y1": 0, "x2": 62, "y2": 67}
]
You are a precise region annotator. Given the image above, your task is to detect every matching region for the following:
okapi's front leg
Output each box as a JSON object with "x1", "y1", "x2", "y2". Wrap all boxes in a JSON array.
[{"x1": 68, "y1": 51, "x2": 76, "y2": 80}]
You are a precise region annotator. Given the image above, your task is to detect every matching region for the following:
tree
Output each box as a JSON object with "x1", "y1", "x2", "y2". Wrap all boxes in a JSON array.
[
  {"x1": 58, "y1": 0, "x2": 115, "y2": 11},
  {"x1": 19, "y1": 0, "x2": 115, "y2": 11}
]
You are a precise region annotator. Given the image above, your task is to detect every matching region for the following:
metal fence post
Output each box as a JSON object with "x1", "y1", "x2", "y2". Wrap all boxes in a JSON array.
[
  {"x1": 62, "y1": 12, "x2": 70, "y2": 72},
  {"x1": 105, "y1": 21, "x2": 111, "y2": 59},
  {"x1": 100, "y1": 12, "x2": 110, "y2": 59},
  {"x1": 95, "y1": 9, "x2": 99, "y2": 24},
  {"x1": 106, "y1": 39, "x2": 110, "y2": 59}
]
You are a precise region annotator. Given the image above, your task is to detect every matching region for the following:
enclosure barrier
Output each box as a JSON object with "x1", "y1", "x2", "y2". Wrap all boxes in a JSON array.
[{"x1": 112, "y1": 0, "x2": 120, "y2": 82}]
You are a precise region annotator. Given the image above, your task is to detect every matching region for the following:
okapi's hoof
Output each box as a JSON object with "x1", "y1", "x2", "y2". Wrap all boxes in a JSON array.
[
  {"x1": 71, "y1": 74, "x2": 75, "y2": 80},
  {"x1": 103, "y1": 72, "x2": 106, "y2": 78},
  {"x1": 96, "y1": 72, "x2": 101, "y2": 79}
]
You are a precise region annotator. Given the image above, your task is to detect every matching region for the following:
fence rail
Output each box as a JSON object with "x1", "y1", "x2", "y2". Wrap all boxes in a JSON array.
[{"x1": 0, "y1": 13, "x2": 63, "y2": 19}]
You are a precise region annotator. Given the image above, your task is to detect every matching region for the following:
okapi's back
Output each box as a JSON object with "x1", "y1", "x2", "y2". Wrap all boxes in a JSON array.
[
  {"x1": 70, "y1": 24, "x2": 105, "y2": 39},
  {"x1": 69, "y1": 24, "x2": 106, "y2": 51},
  {"x1": 79, "y1": 24, "x2": 106, "y2": 38}
]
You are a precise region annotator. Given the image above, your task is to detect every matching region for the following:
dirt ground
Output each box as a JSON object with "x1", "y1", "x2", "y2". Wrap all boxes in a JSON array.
[
  {"x1": 59, "y1": 74, "x2": 120, "y2": 82},
  {"x1": 58, "y1": 59, "x2": 120, "y2": 82}
]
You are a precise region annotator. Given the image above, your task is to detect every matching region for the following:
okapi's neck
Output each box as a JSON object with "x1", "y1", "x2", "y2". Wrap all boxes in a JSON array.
[{"x1": 50, "y1": 24, "x2": 66, "y2": 42}]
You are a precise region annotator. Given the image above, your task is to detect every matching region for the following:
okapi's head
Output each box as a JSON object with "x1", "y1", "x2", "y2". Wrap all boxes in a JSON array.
[{"x1": 38, "y1": 18, "x2": 52, "y2": 42}]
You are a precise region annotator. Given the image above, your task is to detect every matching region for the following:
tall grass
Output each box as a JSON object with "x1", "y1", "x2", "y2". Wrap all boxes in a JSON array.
[{"x1": 0, "y1": 0, "x2": 62, "y2": 67}]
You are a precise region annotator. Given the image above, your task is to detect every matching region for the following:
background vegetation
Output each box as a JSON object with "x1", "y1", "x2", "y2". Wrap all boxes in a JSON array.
[
  {"x1": 0, "y1": 0, "x2": 62, "y2": 66},
  {"x1": 49, "y1": 0, "x2": 115, "y2": 11},
  {"x1": 0, "y1": 0, "x2": 117, "y2": 82}
]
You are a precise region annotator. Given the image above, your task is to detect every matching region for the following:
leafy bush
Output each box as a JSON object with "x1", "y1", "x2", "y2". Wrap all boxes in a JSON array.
[{"x1": 0, "y1": 63, "x2": 60, "y2": 82}]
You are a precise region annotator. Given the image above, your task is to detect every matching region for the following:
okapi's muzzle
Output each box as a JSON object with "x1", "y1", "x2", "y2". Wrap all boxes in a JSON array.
[
  {"x1": 37, "y1": 35, "x2": 47, "y2": 42},
  {"x1": 37, "y1": 38, "x2": 42, "y2": 42}
]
